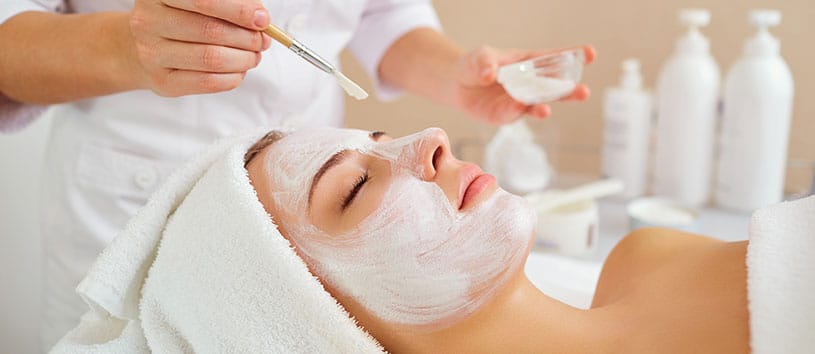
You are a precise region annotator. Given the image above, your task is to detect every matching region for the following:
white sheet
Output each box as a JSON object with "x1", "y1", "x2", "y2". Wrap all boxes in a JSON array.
[{"x1": 525, "y1": 251, "x2": 602, "y2": 309}]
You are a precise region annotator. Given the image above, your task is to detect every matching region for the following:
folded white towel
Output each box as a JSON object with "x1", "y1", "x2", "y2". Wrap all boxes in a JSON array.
[
  {"x1": 747, "y1": 195, "x2": 815, "y2": 354},
  {"x1": 50, "y1": 131, "x2": 383, "y2": 353}
]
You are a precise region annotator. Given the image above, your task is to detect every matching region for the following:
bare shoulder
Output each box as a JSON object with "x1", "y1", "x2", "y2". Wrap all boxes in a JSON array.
[
  {"x1": 591, "y1": 227, "x2": 721, "y2": 307},
  {"x1": 590, "y1": 229, "x2": 749, "y2": 353},
  {"x1": 615, "y1": 227, "x2": 719, "y2": 257}
]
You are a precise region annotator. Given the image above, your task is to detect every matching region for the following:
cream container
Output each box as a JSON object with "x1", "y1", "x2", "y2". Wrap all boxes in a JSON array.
[
  {"x1": 526, "y1": 179, "x2": 622, "y2": 256},
  {"x1": 626, "y1": 197, "x2": 700, "y2": 232},
  {"x1": 532, "y1": 198, "x2": 599, "y2": 256}
]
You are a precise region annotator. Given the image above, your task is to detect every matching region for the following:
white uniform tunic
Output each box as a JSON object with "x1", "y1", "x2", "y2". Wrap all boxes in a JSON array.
[{"x1": 0, "y1": 0, "x2": 440, "y2": 349}]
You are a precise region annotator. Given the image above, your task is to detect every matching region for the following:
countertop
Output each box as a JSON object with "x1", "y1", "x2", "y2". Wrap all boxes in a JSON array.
[{"x1": 523, "y1": 199, "x2": 752, "y2": 308}]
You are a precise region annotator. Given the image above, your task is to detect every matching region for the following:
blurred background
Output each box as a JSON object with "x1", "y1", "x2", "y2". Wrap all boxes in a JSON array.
[
  {"x1": 343, "y1": 0, "x2": 814, "y2": 193},
  {"x1": 1, "y1": 0, "x2": 813, "y2": 352}
]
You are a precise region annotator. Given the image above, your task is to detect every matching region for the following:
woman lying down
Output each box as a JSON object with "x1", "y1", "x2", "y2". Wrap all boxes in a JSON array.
[{"x1": 52, "y1": 127, "x2": 813, "y2": 353}]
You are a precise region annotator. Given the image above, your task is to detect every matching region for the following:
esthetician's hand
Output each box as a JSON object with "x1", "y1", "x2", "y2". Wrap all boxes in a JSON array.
[
  {"x1": 452, "y1": 45, "x2": 595, "y2": 125},
  {"x1": 127, "y1": 0, "x2": 272, "y2": 96}
]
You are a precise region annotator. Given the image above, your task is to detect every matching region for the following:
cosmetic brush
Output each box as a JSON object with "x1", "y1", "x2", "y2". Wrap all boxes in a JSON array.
[{"x1": 263, "y1": 24, "x2": 368, "y2": 100}]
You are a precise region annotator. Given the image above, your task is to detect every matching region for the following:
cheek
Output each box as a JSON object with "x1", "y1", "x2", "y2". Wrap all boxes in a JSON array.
[
  {"x1": 289, "y1": 170, "x2": 535, "y2": 327},
  {"x1": 357, "y1": 177, "x2": 453, "y2": 238}
]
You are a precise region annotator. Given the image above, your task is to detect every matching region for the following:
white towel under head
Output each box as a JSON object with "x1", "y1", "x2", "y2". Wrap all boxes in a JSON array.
[
  {"x1": 747, "y1": 195, "x2": 815, "y2": 354},
  {"x1": 51, "y1": 131, "x2": 383, "y2": 353}
]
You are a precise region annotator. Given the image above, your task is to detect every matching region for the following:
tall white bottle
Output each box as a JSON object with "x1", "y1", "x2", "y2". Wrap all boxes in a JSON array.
[
  {"x1": 602, "y1": 59, "x2": 652, "y2": 199},
  {"x1": 715, "y1": 10, "x2": 794, "y2": 211},
  {"x1": 653, "y1": 9, "x2": 720, "y2": 206}
]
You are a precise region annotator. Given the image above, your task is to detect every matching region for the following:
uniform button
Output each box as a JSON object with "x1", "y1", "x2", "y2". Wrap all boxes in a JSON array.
[
  {"x1": 134, "y1": 167, "x2": 158, "y2": 190},
  {"x1": 287, "y1": 14, "x2": 307, "y2": 33}
]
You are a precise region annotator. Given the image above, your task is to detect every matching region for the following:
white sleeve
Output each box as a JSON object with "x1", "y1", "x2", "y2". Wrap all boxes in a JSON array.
[
  {"x1": 0, "y1": 97, "x2": 46, "y2": 134},
  {"x1": 347, "y1": 0, "x2": 442, "y2": 101},
  {"x1": 0, "y1": 1, "x2": 66, "y2": 133},
  {"x1": 0, "y1": 0, "x2": 66, "y2": 24}
]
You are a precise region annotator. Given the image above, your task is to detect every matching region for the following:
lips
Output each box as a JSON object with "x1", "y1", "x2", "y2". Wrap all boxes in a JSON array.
[{"x1": 458, "y1": 164, "x2": 496, "y2": 211}]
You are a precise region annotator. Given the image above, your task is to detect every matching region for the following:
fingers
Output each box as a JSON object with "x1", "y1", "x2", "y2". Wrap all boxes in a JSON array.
[
  {"x1": 515, "y1": 45, "x2": 597, "y2": 65},
  {"x1": 527, "y1": 104, "x2": 551, "y2": 119},
  {"x1": 558, "y1": 84, "x2": 591, "y2": 101},
  {"x1": 463, "y1": 44, "x2": 594, "y2": 125},
  {"x1": 129, "y1": 0, "x2": 271, "y2": 95},
  {"x1": 468, "y1": 45, "x2": 500, "y2": 86},
  {"x1": 466, "y1": 79, "x2": 556, "y2": 124},
  {"x1": 501, "y1": 45, "x2": 596, "y2": 66},
  {"x1": 493, "y1": 48, "x2": 540, "y2": 65},
  {"x1": 155, "y1": 6, "x2": 269, "y2": 51},
  {"x1": 582, "y1": 45, "x2": 597, "y2": 65},
  {"x1": 154, "y1": 39, "x2": 261, "y2": 73},
  {"x1": 485, "y1": 101, "x2": 549, "y2": 125},
  {"x1": 158, "y1": 71, "x2": 247, "y2": 96},
  {"x1": 161, "y1": 0, "x2": 269, "y2": 30},
  {"x1": 470, "y1": 46, "x2": 545, "y2": 85},
  {"x1": 467, "y1": 45, "x2": 597, "y2": 92}
]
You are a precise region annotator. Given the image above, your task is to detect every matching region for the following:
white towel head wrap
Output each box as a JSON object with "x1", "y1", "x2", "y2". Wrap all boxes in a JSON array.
[{"x1": 51, "y1": 130, "x2": 384, "y2": 353}]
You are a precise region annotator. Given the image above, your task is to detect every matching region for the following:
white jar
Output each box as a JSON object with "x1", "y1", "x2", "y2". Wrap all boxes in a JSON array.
[{"x1": 534, "y1": 198, "x2": 599, "y2": 256}]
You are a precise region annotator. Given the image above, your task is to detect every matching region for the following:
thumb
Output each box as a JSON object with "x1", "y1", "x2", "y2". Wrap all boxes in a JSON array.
[{"x1": 466, "y1": 46, "x2": 499, "y2": 86}]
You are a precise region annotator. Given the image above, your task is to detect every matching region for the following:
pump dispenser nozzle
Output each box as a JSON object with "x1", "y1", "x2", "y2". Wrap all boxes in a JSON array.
[
  {"x1": 745, "y1": 9, "x2": 781, "y2": 56},
  {"x1": 679, "y1": 9, "x2": 710, "y2": 29},
  {"x1": 750, "y1": 9, "x2": 781, "y2": 28},
  {"x1": 676, "y1": 9, "x2": 711, "y2": 53},
  {"x1": 620, "y1": 59, "x2": 642, "y2": 89}
]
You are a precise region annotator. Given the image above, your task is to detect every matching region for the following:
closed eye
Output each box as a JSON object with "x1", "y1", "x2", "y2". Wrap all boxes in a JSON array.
[{"x1": 341, "y1": 171, "x2": 369, "y2": 211}]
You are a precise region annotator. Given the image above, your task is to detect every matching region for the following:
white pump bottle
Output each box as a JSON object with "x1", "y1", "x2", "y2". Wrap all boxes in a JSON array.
[
  {"x1": 715, "y1": 10, "x2": 794, "y2": 212},
  {"x1": 602, "y1": 59, "x2": 652, "y2": 199},
  {"x1": 653, "y1": 9, "x2": 720, "y2": 207}
]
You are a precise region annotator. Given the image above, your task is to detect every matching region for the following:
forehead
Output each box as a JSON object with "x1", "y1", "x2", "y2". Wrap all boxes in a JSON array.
[
  {"x1": 262, "y1": 127, "x2": 373, "y2": 190},
  {"x1": 271, "y1": 128, "x2": 372, "y2": 153},
  {"x1": 267, "y1": 128, "x2": 372, "y2": 166}
]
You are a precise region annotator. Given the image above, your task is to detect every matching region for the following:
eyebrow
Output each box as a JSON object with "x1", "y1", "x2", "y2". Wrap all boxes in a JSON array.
[
  {"x1": 307, "y1": 131, "x2": 385, "y2": 209},
  {"x1": 244, "y1": 130, "x2": 285, "y2": 167}
]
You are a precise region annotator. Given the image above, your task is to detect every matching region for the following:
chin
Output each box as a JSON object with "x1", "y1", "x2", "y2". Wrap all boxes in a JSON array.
[{"x1": 489, "y1": 189, "x2": 537, "y2": 264}]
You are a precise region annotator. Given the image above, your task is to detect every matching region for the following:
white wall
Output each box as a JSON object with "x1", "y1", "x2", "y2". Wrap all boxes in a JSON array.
[{"x1": 0, "y1": 115, "x2": 51, "y2": 353}]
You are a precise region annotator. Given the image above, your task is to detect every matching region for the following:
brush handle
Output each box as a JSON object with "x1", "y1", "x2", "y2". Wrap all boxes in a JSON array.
[
  {"x1": 527, "y1": 178, "x2": 624, "y2": 211},
  {"x1": 263, "y1": 24, "x2": 293, "y2": 47},
  {"x1": 262, "y1": 23, "x2": 334, "y2": 74}
]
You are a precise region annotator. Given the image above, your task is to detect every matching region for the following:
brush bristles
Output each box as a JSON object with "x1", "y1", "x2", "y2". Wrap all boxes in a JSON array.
[{"x1": 333, "y1": 71, "x2": 369, "y2": 100}]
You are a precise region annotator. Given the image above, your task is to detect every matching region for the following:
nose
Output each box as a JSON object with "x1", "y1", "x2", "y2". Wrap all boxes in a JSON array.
[{"x1": 416, "y1": 128, "x2": 451, "y2": 181}]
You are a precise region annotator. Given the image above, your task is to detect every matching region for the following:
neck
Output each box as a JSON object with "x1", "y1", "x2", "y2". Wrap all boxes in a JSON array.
[{"x1": 390, "y1": 272, "x2": 607, "y2": 353}]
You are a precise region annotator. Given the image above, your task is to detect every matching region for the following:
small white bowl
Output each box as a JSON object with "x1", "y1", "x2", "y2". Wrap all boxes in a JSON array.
[
  {"x1": 497, "y1": 49, "x2": 585, "y2": 104},
  {"x1": 626, "y1": 197, "x2": 700, "y2": 232}
]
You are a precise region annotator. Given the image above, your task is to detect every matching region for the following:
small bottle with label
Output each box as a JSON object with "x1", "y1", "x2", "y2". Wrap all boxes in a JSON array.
[{"x1": 602, "y1": 59, "x2": 652, "y2": 199}]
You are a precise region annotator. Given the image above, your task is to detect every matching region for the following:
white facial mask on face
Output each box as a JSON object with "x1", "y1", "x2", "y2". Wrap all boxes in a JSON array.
[{"x1": 264, "y1": 128, "x2": 535, "y2": 329}]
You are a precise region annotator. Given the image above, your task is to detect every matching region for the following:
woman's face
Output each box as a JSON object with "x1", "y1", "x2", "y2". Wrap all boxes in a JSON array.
[{"x1": 247, "y1": 127, "x2": 535, "y2": 330}]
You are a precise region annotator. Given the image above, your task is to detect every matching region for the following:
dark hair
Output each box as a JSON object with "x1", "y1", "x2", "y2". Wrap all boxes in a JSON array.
[{"x1": 244, "y1": 130, "x2": 285, "y2": 167}]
